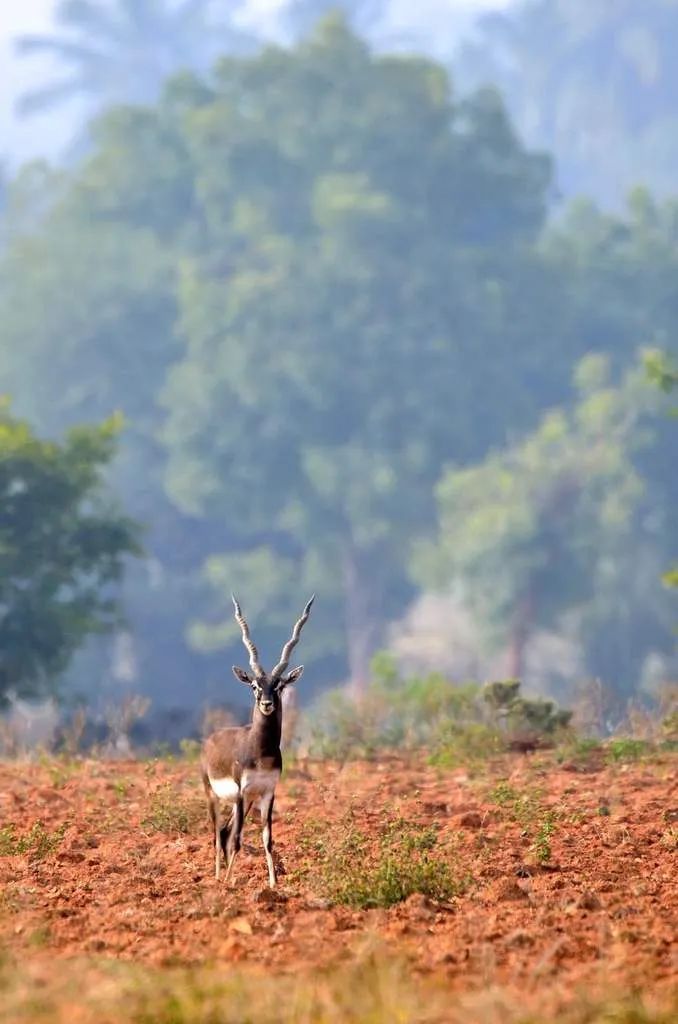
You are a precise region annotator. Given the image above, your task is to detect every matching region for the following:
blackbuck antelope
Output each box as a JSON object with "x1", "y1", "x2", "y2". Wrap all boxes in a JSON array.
[{"x1": 201, "y1": 595, "x2": 314, "y2": 887}]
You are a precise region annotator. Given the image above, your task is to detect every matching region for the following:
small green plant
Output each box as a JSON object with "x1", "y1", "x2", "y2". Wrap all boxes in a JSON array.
[
  {"x1": 152, "y1": 742, "x2": 175, "y2": 761},
  {"x1": 179, "y1": 738, "x2": 202, "y2": 761},
  {"x1": 489, "y1": 782, "x2": 560, "y2": 863},
  {"x1": 141, "y1": 784, "x2": 203, "y2": 835},
  {"x1": 488, "y1": 781, "x2": 543, "y2": 827},
  {"x1": 532, "y1": 811, "x2": 557, "y2": 865},
  {"x1": 297, "y1": 812, "x2": 466, "y2": 909},
  {"x1": 429, "y1": 722, "x2": 503, "y2": 768},
  {"x1": 661, "y1": 708, "x2": 678, "y2": 748},
  {"x1": 606, "y1": 738, "x2": 650, "y2": 763},
  {"x1": 0, "y1": 821, "x2": 67, "y2": 859},
  {"x1": 36, "y1": 752, "x2": 82, "y2": 789},
  {"x1": 27, "y1": 924, "x2": 52, "y2": 948},
  {"x1": 557, "y1": 737, "x2": 603, "y2": 768}
]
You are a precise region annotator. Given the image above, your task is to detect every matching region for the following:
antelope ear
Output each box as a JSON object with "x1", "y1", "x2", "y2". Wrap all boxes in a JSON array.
[
  {"x1": 232, "y1": 666, "x2": 253, "y2": 685},
  {"x1": 280, "y1": 665, "x2": 304, "y2": 688}
]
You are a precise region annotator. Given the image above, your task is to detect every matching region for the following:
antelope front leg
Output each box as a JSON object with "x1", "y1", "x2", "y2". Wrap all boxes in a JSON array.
[
  {"x1": 211, "y1": 799, "x2": 221, "y2": 881},
  {"x1": 224, "y1": 798, "x2": 243, "y2": 885},
  {"x1": 260, "y1": 793, "x2": 276, "y2": 888}
]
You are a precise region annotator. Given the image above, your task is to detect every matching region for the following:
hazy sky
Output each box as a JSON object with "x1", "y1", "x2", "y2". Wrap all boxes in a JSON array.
[{"x1": 0, "y1": 0, "x2": 513, "y2": 165}]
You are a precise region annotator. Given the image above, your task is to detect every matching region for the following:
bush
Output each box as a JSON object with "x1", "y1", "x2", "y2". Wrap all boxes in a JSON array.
[
  {"x1": 0, "y1": 821, "x2": 67, "y2": 859},
  {"x1": 301, "y1": 654, "x2": 574, "y2": 764},
  {"x1": 606, "y1": 738, "x2": 651, "y2": 763},
  {"x1": 488, "y1": 782, "x2": 560, "y2": 866},
  {"x1": 429, "y1": 722, "x2": 503, "y2": 767},
  {"x1": 296, "y1": 812, "x2": 466, "y2": 909},
  {"x1": 141, "y1": 784, "x2": 204, "y2": 835}
]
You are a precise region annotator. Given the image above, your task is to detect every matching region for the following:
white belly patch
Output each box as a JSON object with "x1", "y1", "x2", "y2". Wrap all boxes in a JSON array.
[
  {"x1": 241, "y1": 768, "x2": 280, "y2": 796},
  {"x1": 208, "y1": 775, "x2": 240, "y2": 800}
]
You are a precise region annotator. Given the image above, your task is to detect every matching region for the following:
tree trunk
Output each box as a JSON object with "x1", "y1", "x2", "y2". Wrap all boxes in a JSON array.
[
  {"x1": 507, "y1": 592, "x2": 533, "y2": 680},
  {"x1": 342, "y1": 547, "x2": 378, "y2": 695}
]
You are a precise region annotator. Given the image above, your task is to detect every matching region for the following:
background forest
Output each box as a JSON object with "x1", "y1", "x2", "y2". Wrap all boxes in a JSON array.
[{"x1": 0, "y1": 1, "x2": 676, "y2": 735}]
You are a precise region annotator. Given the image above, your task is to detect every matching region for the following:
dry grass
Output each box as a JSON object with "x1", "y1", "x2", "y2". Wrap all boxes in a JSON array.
[{"x1": 0, "y1": 950, "x2": 676, "y2": 1024}]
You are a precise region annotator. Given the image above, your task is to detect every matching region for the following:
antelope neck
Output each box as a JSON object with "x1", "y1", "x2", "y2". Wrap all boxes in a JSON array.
[{"x1": 250, "y1": 704, "x2": 282, "y2": 757}]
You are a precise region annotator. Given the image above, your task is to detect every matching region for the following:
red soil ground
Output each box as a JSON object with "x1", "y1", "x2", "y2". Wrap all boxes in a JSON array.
[{"x1": 0, "y1": 751, "x2": 676, "y2": 1004}]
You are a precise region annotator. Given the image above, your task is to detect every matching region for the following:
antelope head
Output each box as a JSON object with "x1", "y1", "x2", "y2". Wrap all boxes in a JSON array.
[{"x1": 231, "y1": 595, "x2": 315, "y2": 717}]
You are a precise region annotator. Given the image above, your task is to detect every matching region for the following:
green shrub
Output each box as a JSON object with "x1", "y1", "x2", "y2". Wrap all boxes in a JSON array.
[
  {"x1": 532, "y1": 811, "x2": 557, "y2": 865},
  {"x1": 297, "y1": 813, "x2": 466, "y2": 909},
  {"x1": 556, "y1": 737, "x2": 604, "y2": 767},
  {"x1": 0, "y1": 821, "x2": 67, "y2": 859},
  {"x1": 429, "y1": 723, "x2": 503, "y2": 767},
  {"x1": 488, "y1": 782, "x2": 560, "y2": 864},
  {"x1": 179, "y1": 738, "x2": 202, "y2": 761},
  {"x1": 302, "y1": 654, "x2": 574, "y2": 764},
  {"x1": 606, "y1": 738, "x2": 650, "y2": 763},
  {"x1": 141, "y1": 784, "x2": 204, "y2": 835}
]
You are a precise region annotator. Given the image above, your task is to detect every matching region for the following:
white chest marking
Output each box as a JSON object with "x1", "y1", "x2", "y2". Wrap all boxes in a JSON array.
[
  {"x1": 241, "y1": 768, "x2": 280, "y2": 796},
  {"x1": 208, "y1": 775, "x2": 240, "y2": 800}
]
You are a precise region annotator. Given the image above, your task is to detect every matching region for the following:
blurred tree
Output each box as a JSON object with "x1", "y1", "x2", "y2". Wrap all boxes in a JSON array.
[
  {"x1": 0, "y1": 154, "x2": 219, "y2": 708},
  {"x1": 412, "y1": 354, "x2": 670, "y2": 691},
  {"x1": 2, "y1": 17, "x2": 676, "y2": 702},
  {"x1": 14, "y1": 0, "x2": 257, "y2": 117},
  {"x1": 543, "y1": 191, "x2": 678, "y2": 625},
  {"x1": 281, "y1": 1, "x2": 388, "y2": 41},
  {"x1": 158, "y1": 17, "x2": 553, "y2": 688},
  {"x1": 0, "y1": 403, "x2": 141, "y2": 705},
  {"x1": 645, "y1": 349, "x2": 678, "y2": 592},
  {"x1": 0, "y1": 163, "x2": 7, "y2": 251},
  {"x1": 456, "y1": 0, "x2": 678, "y2": 206}
]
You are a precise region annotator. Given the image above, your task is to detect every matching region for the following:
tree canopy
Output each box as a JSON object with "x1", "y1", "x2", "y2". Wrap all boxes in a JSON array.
[
  {"x1": 0, "y1": 404, "x2": 141, "y2": 706},
  {"x1": 156, "y1": 17, "x2": 554, "y2": 686},
  {"x1": 457, "y1": 0, "x2": 678, "y2": 207},
  {"x1": 413, "y1": 355, "x2": 672, "y2": 689},
  {"x1": 0, "y1": 18, "x2": 676, "y2": 706}
]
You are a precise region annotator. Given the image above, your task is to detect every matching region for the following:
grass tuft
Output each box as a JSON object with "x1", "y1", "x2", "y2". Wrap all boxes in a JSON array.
[
  {"x1": 0, "y1": 821, "x2": 67, "y2": 859},
  {"x1": 141, "y1": 784, "x2": 204, "y2": 835},
  {"x1": 296, "y1": 812, "x2": 466, "y2": 909}
]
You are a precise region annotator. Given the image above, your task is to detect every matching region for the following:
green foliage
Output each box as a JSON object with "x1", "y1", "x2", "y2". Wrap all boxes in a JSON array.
[
  {"x1": 141, "y1": 784, "x2": 203, "y2": 835},
  {"x1": 1, "y1": 16, "x2": 677, "y2": 706},
  {"x1": 0, "y1": 821, "x2": 67, "y2": 859},
  {"x1": 532, "y1": 811, "x2": 557, "y2": 865},
  {"x1": 303, "y1": 652, "x2": 484, "y2": 759},
  {"x1": 606, "y1": 738, "x2": 651, "y2": 763},
  {"x1": 412, "y1": 354, "x2": 667, "y2": 689},
  {"x1": 662, "y1": 709, "x2": 678, "y2": 745},
  {"x1": 297, "y1": 813, "x2": 464, "y2": 909},
  {"x1": 556, "y1": 737, "x2": 604, "y2": 771},
  {"x1": 645, "y1": 350, "x2": 678, "y2": 593},
  {"x1": 428, "y1": 722, "x2": 503, "y2": 769},
  {"x1": 304, "y1": 655, "x2": 573, "y2": 763},
  {"x1": 178, "y1": 738, "x2": 202, "y2": 761},
  {"x1": 488, "y1": 782, "x2": 543, "y2": 827},
  {"x1": 488, "y1": 782, "x2": 559, "y2": 864},
  {"x1": 0, "y1": 402, "x2": 141, "y2": 704},
  {"x1": 283, "y1": 3, "x2": 389, "y2": 42},
  {"x1": 154, "y1": 19, "x2": 553, "y2": 681},
  {"x1": 645, "y1": 350, "x2": 678, "y2": 397},
  {"x1": 482, "y1": 680, "x2": 573, "y2": 749}
]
